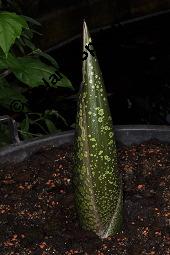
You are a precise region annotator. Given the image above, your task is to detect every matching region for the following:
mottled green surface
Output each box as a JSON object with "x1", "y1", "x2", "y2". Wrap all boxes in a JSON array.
[{"x1": 73, "y1": 21, "x2": 122, "y2": 238}]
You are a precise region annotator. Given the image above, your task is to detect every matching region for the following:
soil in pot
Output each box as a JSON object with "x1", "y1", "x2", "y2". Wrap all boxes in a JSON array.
[{"x1": 0, "y1": 141, "x2": 169, "y2": 255}]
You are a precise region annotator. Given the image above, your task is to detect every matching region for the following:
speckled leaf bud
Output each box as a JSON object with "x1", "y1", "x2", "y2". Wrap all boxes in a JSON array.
[{"x1": 73, "y1": 21, "x2": 123, "y2": 239}]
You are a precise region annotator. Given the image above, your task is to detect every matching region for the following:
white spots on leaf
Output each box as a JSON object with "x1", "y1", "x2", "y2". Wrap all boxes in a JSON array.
[
  {"x1": 90, "y1": 137, "x2": 96, "y2": 142},
  {"x1": 104, "y1": 155, "x2": 111, "y2": 162},
  {"x1": 99, "y1": 150, "x2": 103, "y2": 155},
  {"x1": 84, "y1": 151, "x2": 88, "y2": 157},
  {"x1": 108, "y1": 140, "x2": 113, "y2": 145},
  {"x1": 98, "y1": 117, "x2": 103, "y2": 123},
  {"x1": 109, "y1": 132, "x2": 113, "y2": 138},
  {"x1": 98, "y1": 109, "x2": 104, "y2": 116},
  {"x1": 108, "y1": 180, "x2": 113, "y2": 184},
  {"x1": 104, "y1": 126, "x2": 110, "y2": 130},
  {"x1": 92, "y1": 171, "x2": 95, "y2": 176},
  {"x1": 95, "y1": 107, "x2": 99, "y2": 111}
]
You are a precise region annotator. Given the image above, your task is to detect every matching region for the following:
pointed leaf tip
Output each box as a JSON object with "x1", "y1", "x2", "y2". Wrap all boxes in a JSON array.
[
  {"x1": 83, "y1": 20, "x2": 87, "y2": 30},
  {"x1": 74, "y1": 20, "x2": 123, "y2": 238},
  {"x1": 83, "y1": 21, "x2": 92, "y2": 53}
]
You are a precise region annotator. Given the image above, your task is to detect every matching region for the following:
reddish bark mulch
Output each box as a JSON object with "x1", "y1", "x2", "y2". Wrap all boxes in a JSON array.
[{"x1": 0, "y1": 141, "x2": 169, "y2": 255}]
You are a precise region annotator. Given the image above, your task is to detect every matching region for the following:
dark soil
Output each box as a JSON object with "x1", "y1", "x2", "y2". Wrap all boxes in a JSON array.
[{"x1": 0, "y1": 141, "x2": 169, "y2": 255}]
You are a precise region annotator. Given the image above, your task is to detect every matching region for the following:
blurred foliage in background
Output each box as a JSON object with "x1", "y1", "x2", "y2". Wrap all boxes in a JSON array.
[
  {"x1": 0, "y1": 122, "x2": 11, "y2": 147},
  {"x1": 0, "y1": 0, "x2": 40, "y2": 15},
  {"x1": 0, "y1": 2, "x2": 73, "y2": 147}
]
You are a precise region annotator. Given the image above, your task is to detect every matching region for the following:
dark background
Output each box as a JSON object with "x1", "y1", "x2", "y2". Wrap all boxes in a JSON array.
[
  {"x1": 25, "y1": 0, "x2": 170, "y2": 126},
  {"x1": 2, "y1": 0, "x2": 170, "y2": 131}
]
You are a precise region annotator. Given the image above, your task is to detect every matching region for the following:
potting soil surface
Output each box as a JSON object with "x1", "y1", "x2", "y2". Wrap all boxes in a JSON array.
[{"x1": 0, "y1": 141, "x2": 169, "y2": 255}]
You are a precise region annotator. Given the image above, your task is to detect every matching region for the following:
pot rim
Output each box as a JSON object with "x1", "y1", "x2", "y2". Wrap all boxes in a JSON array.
[{"x1": 1, "y1": 125, "x2": 170, "y2": 164}]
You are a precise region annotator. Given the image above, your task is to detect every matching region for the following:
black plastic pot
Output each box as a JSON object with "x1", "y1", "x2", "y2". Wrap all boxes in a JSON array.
[{"x1": 0, "y1": 116, "x2": 170, "y2": 164}]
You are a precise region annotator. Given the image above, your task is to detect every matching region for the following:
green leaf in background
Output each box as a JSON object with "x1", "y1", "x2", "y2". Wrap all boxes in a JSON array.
[
  {"x1": 21, "y1": 27, "x2": 34, "y2": 40},
  {"x1": 0, "y1": 48, "x2": 8, "y2": 69},
  {"x1": 73, "y1": 21, "x2": 123, "y2": 239},
  {"x1": 15, "y1": 38, "x2": 25, "y2": 54},
  {"x1": 0, "y1": 40, "x2": 72, "y2": 89},
  {"x1": 45, "y1": 118, "x2": 57, "y2": 133},
  {"x1": 21, "y1": 15, "x2": 41, "y2": 26},
  {"x1": 0, "y1": 122, "x2": 11, "y2": 148},
  {"x1": 0, "y1": 57, "x2": 7, "y2": 69},
  {"x1": 18, "y1": 110, "x2": 67, "y2": 140},
  {"x1": 33, "y1": 49, "x2": 59, "y2": 69},
  {"x1": 4, "y1": 55, "x2": 73, "y2": 89},
  {"x1": 12, "y1": 56, "x2": 51, "y2": 87},
  {"x1": 0, "y1": 77, "x2": 28, "y2": 111},
  {"x1": 20, "y1": 114, "x2": 29, "y2": 132},
  {"x1": 19, "y1": 115, "x2": 32, "y2": 139},
  {"x1": 47, "y1": 73, "x2": 73, "y2": 89},
  {"x1": 0, "y1": 11, "x2": 28, "y2": 56},
  {"x1": 0, "y1": 52, "x2": 21, "y2": 72},
  {"x1": 44, "y1": 109, "x2": 68, "y2": 126},
  {"x1": 22, "y1": 38, "x2": 36, "y2": 51}
]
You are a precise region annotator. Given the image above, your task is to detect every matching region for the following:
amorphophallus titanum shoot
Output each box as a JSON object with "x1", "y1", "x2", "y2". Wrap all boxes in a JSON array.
[{"x1": 73, "y1": 21, "x2": 123, "y2": 239}]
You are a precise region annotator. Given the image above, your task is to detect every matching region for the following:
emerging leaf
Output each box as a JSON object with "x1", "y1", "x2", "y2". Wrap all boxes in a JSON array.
[{"x1": 73, "y1": 21, "x2": 123, "y2": 239}]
